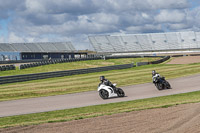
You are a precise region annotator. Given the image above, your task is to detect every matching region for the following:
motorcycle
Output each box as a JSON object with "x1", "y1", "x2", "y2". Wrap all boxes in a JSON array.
[
  {"x1": 154, "y1": 77, "x2": 171, "y2": 90},
  {"x1": 98, "y1": 83, "x2": 125, "y2": 99}
]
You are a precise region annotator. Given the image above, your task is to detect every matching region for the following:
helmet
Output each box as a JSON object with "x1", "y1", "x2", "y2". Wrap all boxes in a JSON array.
[
  {"x1": 100, "y1": 76, "x2": 105, "y2": 81},
  {"x1": 152, "y1": 70, "x2": 156, "y2": 76}
]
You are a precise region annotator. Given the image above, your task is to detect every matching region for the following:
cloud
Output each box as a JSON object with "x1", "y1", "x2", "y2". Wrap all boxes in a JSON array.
[
  {"x1": 147, "y1": 0, "x2": 188, "y2": 9},
  {"x1": 7, "y1": 32, "x2": 25, "y2": 43},
  {"x1": 0, "y1": 0, "x2": 200, "y2": 50},
  {"x1": 154, "y1": 9, "x2": 186, "y2": 23}
]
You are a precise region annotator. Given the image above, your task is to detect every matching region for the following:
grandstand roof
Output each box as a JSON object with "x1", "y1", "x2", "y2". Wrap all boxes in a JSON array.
[
  {"x1": 89, "y1": 31, "x2": 200, "y2": 53},
  {"x1": 0, "y1": 42, "x2": 76, "y2": 52}
]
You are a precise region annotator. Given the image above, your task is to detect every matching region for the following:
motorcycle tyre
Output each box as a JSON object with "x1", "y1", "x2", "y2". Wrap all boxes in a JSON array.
[
  {"x1": 99, "y1": 89, "x2": 109, "y2": 99},
  {"x1": 156, "y1": 83, "x2": 163, "y2": 90},
  {"x1": 117, "y1": 88, "x2": 125, "y2": 97},
  {"x1": 165, "y1": 81, "x2": 172, "y2": 89}
]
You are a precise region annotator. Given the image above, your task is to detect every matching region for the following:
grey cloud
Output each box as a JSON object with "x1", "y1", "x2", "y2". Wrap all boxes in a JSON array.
[
  {"x1": 147, "y1": 0, "x2": 188, "y2": 9},
  {"x1": 0, "y1": 0, "x2": 25, "y2": 19},
  {"x1": 25, "y1": 0, "x2": 98, "y2": 15},
  {"x1": 1, "y1": 0, "x2": 200, "y2": 50}
]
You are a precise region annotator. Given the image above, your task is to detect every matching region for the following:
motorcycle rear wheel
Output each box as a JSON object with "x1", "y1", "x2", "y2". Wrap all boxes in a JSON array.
[
  {"x1": 99, "y1": 89, "x2": 109, "y2": 99},
  {"x1": 165, "y1": 81, "x2": 171, "y2": 89},
  {"x1": 117, "y1": 88, "x2": 125, "y2": 97}
]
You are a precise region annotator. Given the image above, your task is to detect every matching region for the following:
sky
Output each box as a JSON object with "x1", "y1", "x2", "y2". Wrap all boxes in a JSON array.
[{"x1": 0, "y1": 0, "x2": 200, "y2": 50}]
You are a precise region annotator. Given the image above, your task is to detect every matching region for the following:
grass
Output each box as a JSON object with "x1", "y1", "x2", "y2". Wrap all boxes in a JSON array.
[
  {"x1": 0, "y1": 57, "x2": 160, "y2": 76},
  {"x1": 1, "y1": 62, "x2": 200, "y2": 101},
  {"x1": 1, "y1": 57, "x2": 200, "y2": 129},
  {"x1": 1, "y1": 90, "x2": 200, "y2": 128}
]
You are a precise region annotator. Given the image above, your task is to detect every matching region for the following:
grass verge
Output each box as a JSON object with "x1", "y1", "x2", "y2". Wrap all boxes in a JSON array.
[
  {"x1": 1, "y1": 62, "x2": 200, "y2": 101},
  {"x1": 0, "y1": 57, "x2": 160, "y2": 76},
  {"x1": 1, "y1": 90, "x2": 200, "y2": 128}
]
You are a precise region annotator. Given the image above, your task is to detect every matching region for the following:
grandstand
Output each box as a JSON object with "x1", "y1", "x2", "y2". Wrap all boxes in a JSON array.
[
  {"x1": 89, "y1": 31, "x2": 200, "y2": 53},
  {"x1": 0, "y1": 42, "x2": 75, "y2": 52},
  {"x1": 0, "y1": 42, "x2": 87, "y2": 61}
]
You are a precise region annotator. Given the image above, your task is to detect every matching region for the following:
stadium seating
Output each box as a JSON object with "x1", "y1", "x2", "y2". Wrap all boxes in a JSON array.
[
  {"x1": 25, "y1": 43, "x2": 44, "y2": 52},
  {"x1": 107, "y1": 36, "x2": 125, "y2": 52},
  {"x1": 10, "y1": 43, "x2": 31, "y2": 52},
  {"x1": 0, "y1": 42, "x2": 75, "y2": 52},
  {"x1": 195, "y1": 32, "x2": 200, "y2": 48},
  {"x1": 150, "y1": 33, "x2": 169, "y2": 50},
  {"x1": 89, "y1": 31, "x2": 200, "y2": 53},
  {"x1": 164, "y1": 32, "x2": 181, "y2": 50},
  {"x1": 179, "y1": 32, "x2": 198, "y2": 49},
  {"x1": 120, "y1": 35, "x2": 143, "y2": 52},
  {"x1": 136, "y1": 34, "x2": 152, "y2": 51},
  {"x1": 0, "y1": 43, "x2": 16, "y2": 52},
  {"x1": 53, "y1": 42, "x2": 75, "y2": 52},
  {"x1": 89, "y1": 36, "x2": 115, "y2": 52}
]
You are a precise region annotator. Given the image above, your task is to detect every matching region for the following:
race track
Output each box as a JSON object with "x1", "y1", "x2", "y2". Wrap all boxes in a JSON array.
[{"x1": 1, "y1": 73, "x2": 200, "y2": 117}]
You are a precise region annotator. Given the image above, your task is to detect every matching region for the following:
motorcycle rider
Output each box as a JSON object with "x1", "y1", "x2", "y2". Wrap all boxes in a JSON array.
[
  {"x1": 152, "y1": 70, "x2": 161, "y2": 84},
  {"x1": 99, "y1": 76, "x2": 117, "y2": 92}
]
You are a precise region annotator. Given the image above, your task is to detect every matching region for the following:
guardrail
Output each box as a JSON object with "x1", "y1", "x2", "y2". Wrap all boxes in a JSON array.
[
  {"x1": 148, "y1": 56, "x2": 170, "y2": 64},
  {"x1": 0, "y1": 63, "x2": 134, "y2": 84},
  {"x1": 104, "y1": 55, "x2": 164, "y2": 60},
  {"x1": 136, "y1": 56, "x2": 170, "y2": 66}
]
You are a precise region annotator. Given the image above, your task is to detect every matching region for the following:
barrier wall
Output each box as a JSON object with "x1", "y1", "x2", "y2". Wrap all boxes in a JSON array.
[
  {"x1": 19, "y1": 57, "x2": 102, "y2": 70},
  {"x1": 0, "y1": 65, "x2": 16, "y2": 71},
  {"x1": 0, "y1": 56, "x2": 170, "y2": 85},
  {"x1": 0, "y1": 63, "x2": 134, "y2": 84}
]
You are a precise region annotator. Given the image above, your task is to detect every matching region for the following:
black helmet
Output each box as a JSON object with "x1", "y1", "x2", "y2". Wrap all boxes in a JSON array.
[
  {"x1": 100, "y1": 76, "x2": 105, "y2": 81},
  {"x1": 152, "y1": 70, "x2": 156, "y2": 76}
]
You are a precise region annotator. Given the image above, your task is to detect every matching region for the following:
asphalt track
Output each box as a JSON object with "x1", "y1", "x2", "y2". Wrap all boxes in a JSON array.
[{"x1": 1, "y1": 74, "x2": 200, "y2": 117}]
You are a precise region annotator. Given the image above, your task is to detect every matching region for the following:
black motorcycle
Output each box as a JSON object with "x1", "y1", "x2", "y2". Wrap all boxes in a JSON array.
[{"x1": 154, "y1": 77, "x2": 171, "y2": 90}]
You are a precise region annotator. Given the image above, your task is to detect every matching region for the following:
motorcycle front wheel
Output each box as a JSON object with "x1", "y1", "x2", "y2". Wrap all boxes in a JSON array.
[
  {"x1": 156, "y1": 83, "x2": 163, "y2": 90},
  {"x1": 99, "y1": 89, "x2": 109, "y2": 99},
  {"x1": 117, "y1": 88, "x2": 125, "y2": 97}
]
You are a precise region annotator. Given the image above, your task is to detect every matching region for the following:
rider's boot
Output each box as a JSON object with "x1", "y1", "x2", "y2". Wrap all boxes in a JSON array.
[{"x1": 112, "y1": 86, "x2": 117, "y2": 93}]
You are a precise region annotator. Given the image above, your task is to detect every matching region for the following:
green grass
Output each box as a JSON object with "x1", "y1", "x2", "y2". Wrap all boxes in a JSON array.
[
  {"x1": 0, "y1": 57, "x2": 160, "y2": 76},
  {"x1": 1, "y1": 90, "x2": 200, "y2": 128},
  {"x1": 1, "y1": 62, "x2": 200, "y2": 101}
]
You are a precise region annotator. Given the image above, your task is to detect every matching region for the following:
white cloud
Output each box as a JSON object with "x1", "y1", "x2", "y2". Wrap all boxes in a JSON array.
[
  {"x1": 168, "y1": 23, "x2": 189, "y2": 30},
  {"x1": 7, "y1": 32, "x2": 25, "y2": 43},
  {"x1": 25, "y1": 0, "x2": 45, "y2": 13},
  {"x1": 0, "y1": 0, "x2": 200, "y2": 50},
  {"x1": 126, "y1": 24, "x2": 162, "y2": 33},
  {"x1": 154, "y1": 9, "x2": 186, "y2": 23}
]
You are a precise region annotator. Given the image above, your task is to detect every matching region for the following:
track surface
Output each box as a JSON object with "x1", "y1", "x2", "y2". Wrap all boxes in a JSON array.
[
  {"x1": 1, "y1": 73, "x2": 200, "y2": 117},
  {"x1": 3, "y1": 103, "x2": 199, "y2": 133}
]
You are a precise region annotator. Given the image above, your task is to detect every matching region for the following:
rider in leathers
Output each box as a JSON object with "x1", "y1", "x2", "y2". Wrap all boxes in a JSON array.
[
  {"x1": 99, "y1": 76, "x2": 117, "y2": 92},
  {"x1": 152, "y1": 70, "x2": 161, "y2": 84}
]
